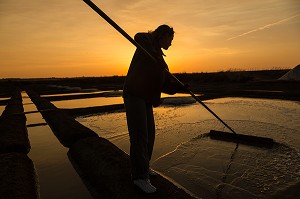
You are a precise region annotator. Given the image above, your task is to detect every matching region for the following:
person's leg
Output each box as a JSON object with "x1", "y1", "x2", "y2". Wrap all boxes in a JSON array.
[
  {"x1": 145, "y1": 103, "x2": 158, "y2": 176},
  {"x1": 124, "y1": 95, "x2": 156, "y2": 193},
  {"x1": 124, "y1": 94, "x2": 150, "y2": 180},
  {"x1": 146, "y1": 102, "x2": 155, "y2": 161}
]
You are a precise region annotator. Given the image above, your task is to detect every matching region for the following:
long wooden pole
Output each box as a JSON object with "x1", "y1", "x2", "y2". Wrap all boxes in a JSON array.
[{"x1": 82, "y1": 0, "x2": 236, "y2": 134}]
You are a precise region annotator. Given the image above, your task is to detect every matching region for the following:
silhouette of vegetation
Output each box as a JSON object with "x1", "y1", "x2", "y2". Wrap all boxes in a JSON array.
[{"x1": 1, "y1": 69, "x2": 299, "y2": 104}]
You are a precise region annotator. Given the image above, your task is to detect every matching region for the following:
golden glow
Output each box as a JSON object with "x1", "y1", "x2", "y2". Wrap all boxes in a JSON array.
[{"x1": 1, "y1": 0, "x2": 300, "y2": 78}]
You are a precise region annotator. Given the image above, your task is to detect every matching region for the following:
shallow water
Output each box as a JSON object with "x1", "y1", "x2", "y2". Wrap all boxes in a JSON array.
[
  {"x1": 0, "y1": 106, "x2": 4, "y2": 115},
  {"x1": 52, "y1": 93, "x2": 192, "y2": 109},
  {"x1": 41, "y1": 91, "x2": 105, "y2": 97},
  {"x1": 0, "y1": 97, "x2": 10, "y2": 101},
  {"x1": 11, "y1": 91, "x2": 300, "y2": 198},
  {"x1": 53, "y1": 96, "x2": 123, "y2": 108},
  {"x1": 22, "y1": 92, "x2": 92, "y2": 199},
  {"x1": 78, "y1": 97, "x2": 300, "y2": 199},
  {"x1": 0, "y1": 96, "x2": 9, "y2": 115}
]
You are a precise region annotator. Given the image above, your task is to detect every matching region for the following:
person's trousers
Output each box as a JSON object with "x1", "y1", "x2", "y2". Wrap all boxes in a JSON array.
[{"x1": 124, "y1": 94, "x2": 155, "y2": 180}]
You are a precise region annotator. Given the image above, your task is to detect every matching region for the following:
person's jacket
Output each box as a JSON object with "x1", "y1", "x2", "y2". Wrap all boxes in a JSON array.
[{"x1": 123, "y1": 32, "x2": 183, "y2": 107}]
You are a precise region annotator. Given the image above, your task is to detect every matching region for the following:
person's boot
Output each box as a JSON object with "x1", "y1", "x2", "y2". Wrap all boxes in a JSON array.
[{"x1": 133, "y1": 179, "x2": 156, "y2": 193}]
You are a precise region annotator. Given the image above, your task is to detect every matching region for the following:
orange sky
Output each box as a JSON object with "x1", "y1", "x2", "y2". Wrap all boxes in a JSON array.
[{"x1": 1, "y1": 0, "x2": 300, "y2": 78}]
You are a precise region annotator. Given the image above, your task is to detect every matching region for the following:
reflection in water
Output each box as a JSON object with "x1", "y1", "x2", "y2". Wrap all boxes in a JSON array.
[
  {"x1": 0, "y1": 106, "x2": 4, "y2": 115},
  {"x1": 0, "y1": 96, "x2": 11, "y2": 115},
  {"x1": 53, "y1": 96, "x2": 123, "y2": 108},
  {"x1": 152, "y1": 134, "x2": 300, "y2": 199},
  {"x1": 0, "y1": 97, "x2": 10, "y2": 100},
  {"x1": 52, "y1": 93, "x2": 193, "y2": 109},
  {"x1": 17, "y1": 91, "x2": 300, "y2": 199},
  {"x1": 23, "y1": 92, "x2": 92, "y2": 199},
  {"x1": 27, "y1": 126, "x2": 92, "y2": 199},
  {"x1": 41, "y1": 91, "x2": 105, "y2": 97},
  {"x1": 78, "y1": 97, "x2": 300, "y2": 198}
]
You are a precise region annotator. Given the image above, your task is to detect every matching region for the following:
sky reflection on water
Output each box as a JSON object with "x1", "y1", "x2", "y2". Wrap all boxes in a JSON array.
[
  {"x1": 52, "y1": 93, "x2": 192, "y2": 109},
  {"x1": 77, "y1": 97, "x2": 300, "y2": 198},
  {"x1": 22, "y1": 92, "x2": 92, "y2": 199},
  {"x1": 14, "y1": 92, "x2": 300, "y2": 198},
  {"x1": 0, "y1": 106, "x2": 4, "y2": 115}
]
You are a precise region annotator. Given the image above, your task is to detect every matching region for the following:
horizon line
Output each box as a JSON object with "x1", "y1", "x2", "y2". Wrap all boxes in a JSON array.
[{"x1": 0, "y1": 68, "x2": 293, "y2": 80}]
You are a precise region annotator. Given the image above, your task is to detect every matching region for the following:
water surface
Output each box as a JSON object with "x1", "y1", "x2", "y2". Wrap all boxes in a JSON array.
[
  {"x1": 19, "y1": 91, "x2": 300, "y2": 198},
  {"x1": 22, "y1": 92, "x2": 92, "y2": 199},
  {"x1": 52, "y1": 93, "x2": 192, "y2": 109},
  {"x1": 77, "y1": 97, "x2": 300, "y2": 199},
  {"x1": 0, "y1": 106, "x2": 4, "y2": 115}
]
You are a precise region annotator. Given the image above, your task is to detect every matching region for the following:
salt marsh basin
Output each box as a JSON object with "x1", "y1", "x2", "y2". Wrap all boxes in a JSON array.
[
  {"x1": 2, "y1": 88, "x2": 300, "y2": 198},
  {"x1": 75, "y1": 97, "x2": 300, "y2": 199}
]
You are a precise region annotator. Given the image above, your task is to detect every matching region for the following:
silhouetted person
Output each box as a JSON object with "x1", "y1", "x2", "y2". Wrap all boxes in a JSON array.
[{"x1": 123, "y1": 24, "x2": 186, "y2": 193}]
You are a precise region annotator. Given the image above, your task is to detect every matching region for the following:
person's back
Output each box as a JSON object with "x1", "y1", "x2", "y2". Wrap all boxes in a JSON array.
[{"x1": 123, "y1": 30, "x2": 170, "y2": 107}]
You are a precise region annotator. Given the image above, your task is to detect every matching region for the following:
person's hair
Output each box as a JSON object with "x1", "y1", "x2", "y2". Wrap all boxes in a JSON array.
[{"x1": 150, "y1": 24, "x2": 174, "y2": 40}]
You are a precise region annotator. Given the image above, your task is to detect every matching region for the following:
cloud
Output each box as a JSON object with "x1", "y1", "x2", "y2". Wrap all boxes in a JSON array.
[{"x1": 227, "y1": 13, "x2": 300, "y2": 41}]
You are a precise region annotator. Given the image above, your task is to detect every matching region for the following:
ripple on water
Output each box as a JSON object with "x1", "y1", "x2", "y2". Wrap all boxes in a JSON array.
[
  {"x1": 152, "y1": 133, "x2": 300, "y2": 199},
  {"x1": 76, "y1": 98, "x2": 300, "y2": 198}
]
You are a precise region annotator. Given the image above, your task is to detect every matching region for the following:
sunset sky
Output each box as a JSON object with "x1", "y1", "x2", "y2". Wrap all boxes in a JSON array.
[{"x1": 1, "y1": 0, "x2": 300, "y2": 78}]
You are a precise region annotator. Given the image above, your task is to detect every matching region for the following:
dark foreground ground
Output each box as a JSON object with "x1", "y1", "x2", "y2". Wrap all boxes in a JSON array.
[{"x1": 1, "y1": 69, "x2": 300, "y2": 103}]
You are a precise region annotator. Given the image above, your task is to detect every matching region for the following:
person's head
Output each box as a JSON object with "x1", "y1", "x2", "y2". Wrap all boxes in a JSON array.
[{"x1": 151, "y1": 25, "x2": 174, "y2": 50}]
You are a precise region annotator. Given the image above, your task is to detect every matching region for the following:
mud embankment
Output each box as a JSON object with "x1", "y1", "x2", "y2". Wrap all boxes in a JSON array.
[{"x1": 0, "y1": 89, "x2": 39, "y2": 199}]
